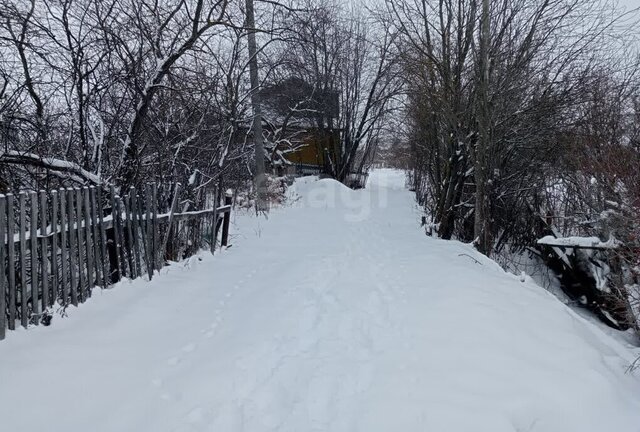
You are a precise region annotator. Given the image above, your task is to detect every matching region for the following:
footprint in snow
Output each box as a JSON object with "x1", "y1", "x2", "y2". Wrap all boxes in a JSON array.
[
  {"x1": 181, "y1": 343, "x2": 196, "y2": 353},
  {"x1": 185, "y1": 407, "x2": 205, "y2": 424},
  {"x1": 204, "y1": 322, "x2": 218, "y2": 338}
]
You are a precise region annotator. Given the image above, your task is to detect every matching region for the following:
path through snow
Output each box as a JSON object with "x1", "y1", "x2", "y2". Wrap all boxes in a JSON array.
[{"x1": 1, "y1": 169, "x2": 640, "y2": 432}]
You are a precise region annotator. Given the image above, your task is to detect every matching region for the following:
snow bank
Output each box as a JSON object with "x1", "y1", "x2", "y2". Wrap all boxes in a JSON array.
[
  {"x1": 538, "y1": 235, "x2": 621, "y2": 249},
  {"x1": 1, "y1": 169, "x2": 639, "y2": 432}
]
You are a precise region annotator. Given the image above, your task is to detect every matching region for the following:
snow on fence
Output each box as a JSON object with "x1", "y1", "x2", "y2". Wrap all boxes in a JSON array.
[{"x1": 0, "y1": 184, "x2": 232, "y2": 340}]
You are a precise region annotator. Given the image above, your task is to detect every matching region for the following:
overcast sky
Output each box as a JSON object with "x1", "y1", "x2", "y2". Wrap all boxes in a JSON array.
[
  {"x1": 619, "y1": 0, "x2": 640, "y2": 14},
  {"x1": 617, "y1": 0, "x2": 640, "y2": 42}
]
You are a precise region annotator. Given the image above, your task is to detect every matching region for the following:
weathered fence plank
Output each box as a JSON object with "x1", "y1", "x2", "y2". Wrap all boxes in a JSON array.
[
  {"x1": 109, "y1": 187, "x2": 122, "y2": 281},
  {"x1": 59, "y1": 190, "x2": 69, "y2": 305},
  {"x1": 134, "y1": 193, "x2": 146, "y2": 276},
  {"x1": 97, "y1": 187, "x2": 109, "y2": 287},
  {"x1": 75, "y1": 189, "x2": 86, "y2": 303},
  {"x1": 29, "y1": 191, "x2": 40, "y2": 323},
  {"x1": 162, "y1": 183, "x2": 181, "y2": 262},
  {"x1": 19, "y1": 193, "x2": 28, "y2": 327},
  {"x1": 116, "y1": 196, "x2": 129, "y2": 278},
  {"x1": 129, "y1": 190, "x2": 142, "y2": 278},
  {"x1": 124, "y1": 194, "x2": 136, "y2": 278},
  {"x1": 67, "y1": 189, "x2": 78, "y2": 307},
  {"x1": 0, "y1": 195, "x2": 6, "y2": 340},
  {"x1": 78, "y1": 188, "x2": 90, "y2": 299},
  {"x1": 51, "y1": 190, "x2": 59, "y2": 306},
  {"x1": 221, "y1": 190, "x2": 232, "y2": 247},
  {"x1": 39, "y1": 191, "x2": 49, "y2": 310},
  {"x1": 144, "y1": 186, "x2": 154, "y2": 279},
  {"x1": 6, "y1": 194, "x2": 16, "y2": 330},
  {"x1": 210, "y1": 192, "x2": 218, "y2": 254},
  {"x1": 90, "y1": 187, "x2": 104, "y2": 288},
  {"x1": 83, "y1": 187, "x2": 94, "y2": 296},
  {"x1": 151, "y1": 184, "x2": 159, "y2": 271}
]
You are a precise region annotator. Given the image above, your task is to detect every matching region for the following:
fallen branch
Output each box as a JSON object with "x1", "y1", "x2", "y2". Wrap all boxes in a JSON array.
[{"x1": 458, "y1": 253, "x2": 483, "y2": 265}]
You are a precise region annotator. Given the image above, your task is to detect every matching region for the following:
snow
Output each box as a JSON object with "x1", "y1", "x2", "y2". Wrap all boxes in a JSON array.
[
  {"x1": 188, "y1": 170, "x2": 198, "y2": 185},
  {"x1": 1, "y1": 150, "x2": 102, "y2": 185},
  {"x1": 537, "y1": 235, "x2": 621, "y2": 249},
  {"x1": 1, "y1": 169, "x2": 640, "y2": 432}
]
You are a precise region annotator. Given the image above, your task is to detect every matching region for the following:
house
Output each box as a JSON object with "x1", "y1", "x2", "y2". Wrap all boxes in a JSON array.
[{"x1": 259, "y1": 77, "x2": 341, "y2": 177}]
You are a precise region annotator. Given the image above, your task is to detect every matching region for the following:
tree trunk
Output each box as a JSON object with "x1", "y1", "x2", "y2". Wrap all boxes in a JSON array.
[
  {"x1": 474, "y1": 0, "x2": 492, "y2": 255},
  {"x1": 246, "y1": 0, "x2": 268, "y2": 212}
]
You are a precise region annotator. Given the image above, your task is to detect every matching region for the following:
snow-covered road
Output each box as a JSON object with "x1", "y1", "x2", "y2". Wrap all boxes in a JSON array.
[{"x1": 1, "y1": 169, "x2": 640, "y2": 432}]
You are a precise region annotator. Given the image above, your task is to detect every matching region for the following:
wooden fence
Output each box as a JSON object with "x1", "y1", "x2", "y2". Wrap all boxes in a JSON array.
[{"x1": 0, "y1": 184, "x2": 232, "y2": 340}]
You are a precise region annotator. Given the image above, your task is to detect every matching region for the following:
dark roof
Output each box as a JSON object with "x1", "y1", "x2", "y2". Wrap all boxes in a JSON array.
[{"x1": 260, "y1": 77, "x2": 339, "y2": 127}]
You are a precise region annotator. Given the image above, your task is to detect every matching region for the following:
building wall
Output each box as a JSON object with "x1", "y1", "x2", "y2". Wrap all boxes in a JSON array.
[{"x1": 282, "y1": 130, "x2": 340, "y2": 171}]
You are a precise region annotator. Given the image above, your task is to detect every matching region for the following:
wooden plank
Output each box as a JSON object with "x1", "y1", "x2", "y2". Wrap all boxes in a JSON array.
[
  {"x1": 129, "y1": 191, "x2": 142, "y2": 278},
  {"x1": 0, "y1": 203, "x2": 230, "y2": 237},
  {"x1": 133, "y1": 192, "x2": 145, "y2": 269},
  {"x1": 151, "y1": 183, "x2": 159, "y2": 271},
  {"x1": 83, "y1": 187, "x2": 94, "y2": 296},
  {"x1": 0, "y1": 195, "x2": 6, "y2": 340},
  {"x1": 50, "y1": 190, "x2": 59, "y2": 306},
  {"x1": 90, "y1": 187, "x2": 104, "y2": 288},
  {"x1": 119, "y1": 193, "x2": 130, "y2": 277},
  {"x1": 135, "y1": 192, "x2": 151, "y2": 280},
  {"x1": 123, "y1": 193, "x2": 136, "y2": 278},
  {"x1": 144, "y1": 185, "x2": 154, "y2": 279},
  {"x1": 6, "y1": 194, "x2": 16, "y2": 330},
  {"x1": 161, "y1": 183, "x2": 181, "y2": 262},
  {"x1": 189, "y1": 196, "x2": 197, "y2": 252},
  {"x1": 130, "y1": 190, "x2": 143, "y2": 278},
  {"x1": 109, "y1": 186, "x2": 123, "y2": 281},
  {"x1": 215, "y1": 216, "x2": 223, "y2": 242},
  {"x1": 97, "y1": 187, "x2": 109, "y2": 286},
  {"x1": 67, "y1": 189, "x2": 78, "y2": 307},
  {"x1": 73, "y1": 205, "x2": 229, "y2": 230},
  {"x1": 39, "y1": 191, "x2": 49, "y2": 310},
  {"x1": 19, "y1": 192, "x2": 28, "y2": 327},
  {"x1": 221, "y1": 190, "x2": 232, "y2": 247},
  {"x1": 116, "y1": 196, "x2": 129, "y2": 278},
  {"x1": 134, "y1": 193, "x2": 147, "y2": 277},
  {"x1": 194, "y1": 199, "x2": 201, "y2": 251},
  {"x1": 75, "y1": 188, "x2": 86, "y2": 302},
  {"x1": 210, "y1": 192, "x2": 218, "y2": 254},
  {"x1": 30, "y1": 191, "x2": 39, "y2": 323},
  {"x1": 60, "y1": 189, "x2": 71, "y2": 306},
  {"x1": 59, "y1": 190, "x2": 69, "y2": 305}
]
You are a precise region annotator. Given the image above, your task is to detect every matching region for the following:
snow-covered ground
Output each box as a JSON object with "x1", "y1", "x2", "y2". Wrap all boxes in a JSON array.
[{"x1": 1, "y1": 169, "x2": 640, "y2": 432}]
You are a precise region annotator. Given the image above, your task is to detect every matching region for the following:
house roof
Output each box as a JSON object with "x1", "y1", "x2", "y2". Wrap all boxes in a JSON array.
[{"x1": 260, "y1": 77, "x2": 339, "y2": 128}]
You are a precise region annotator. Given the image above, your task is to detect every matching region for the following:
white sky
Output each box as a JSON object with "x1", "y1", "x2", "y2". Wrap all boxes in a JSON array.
[{"x1": 619, "y1": 0, "x2": 639, "y2": 11}]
